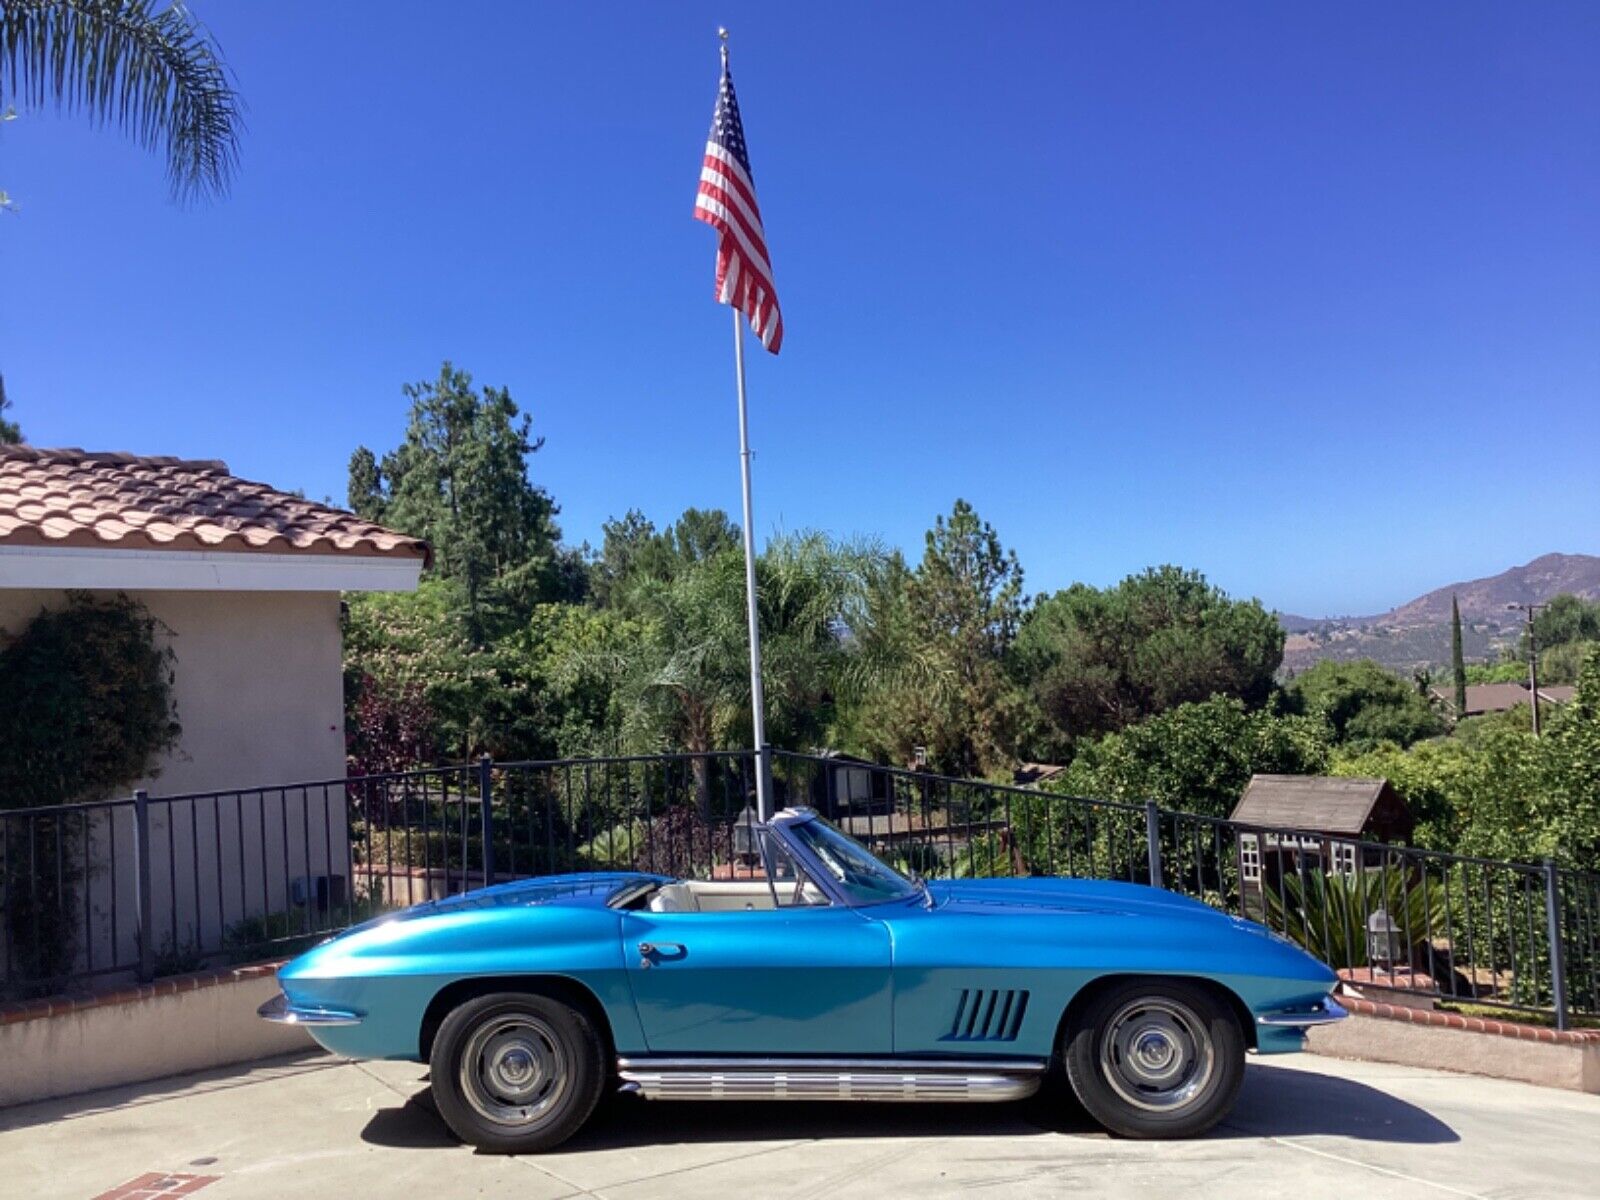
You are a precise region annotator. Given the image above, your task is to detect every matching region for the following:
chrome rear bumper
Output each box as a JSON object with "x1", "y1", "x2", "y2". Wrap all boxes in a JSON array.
[
  {"x1": 1257, "y1": 997, "x2": 1349, "y2": 1027},
  {"x1": 257, "y1": 991, "x2": 363, "y2": 1027}
]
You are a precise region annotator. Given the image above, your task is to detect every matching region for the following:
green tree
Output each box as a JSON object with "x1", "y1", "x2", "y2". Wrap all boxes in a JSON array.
[
  {"x1": 612, "y1": 533, "x2": 882, "y2": 755},
  {"x1": 346, "y1": 446, "x2": 382, "y2": 521},
  {"x1": 1541, "y1": 640, "x2": 1591, "y2": 687},
  {"x1": 1541, "y1": 645, "x2": 1600, "y2": 865},
  {"x1": 589, "y1": 508, "x2": 741, "y2": 610},
  {"x1": 0, "y1": 374, "x2": 19, "y2": 442},
  {"x1": 343, "y1": 578, "x2": 553, "y2": 762},
  {"x1": 1013, "y1": 566, "x2": 1284, "y2": 754},
  {"x1": 520, "y1": 602, "x2": 647, "y2": 758},
  {"x1": 1051, "y1": 696, "x2": 1331, "y2": 820},
  {"x1": 1527, "y1": 594, "x2": 1600, "y2": 655},
  {"x1": 1451, "y1": 594, "x2": 1468, "y2": 716},
  {"x1": 1338, "y1": 725, "x2": 1546, "y2": 861},
  {"x1": 570, "y1": 530, "x2": 891, "y2": 807},
  {"x1": 848, "y1": 500, "x2": 1024, "y2": 777},
  {"x1": 0, "y1": 0, "x2": 241, "y2": 201},
  {"x1": 349, "y1": 363, "x2": 571, "y2": 641},
  {"x1": 1517, "y1": 594, "x2": 1600, "y2": 685},
  {"x1": 1286, "y1": 659, "x2": 1444, "y2": 751}
]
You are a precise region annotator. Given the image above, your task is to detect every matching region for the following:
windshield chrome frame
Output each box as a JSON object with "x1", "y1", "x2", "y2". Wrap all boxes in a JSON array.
[{"x1": 765, "y1": 808, "x2": 921, "y2": 910}]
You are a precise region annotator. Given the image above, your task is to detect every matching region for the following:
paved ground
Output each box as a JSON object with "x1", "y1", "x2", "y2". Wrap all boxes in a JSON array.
[{"x1": 2, "y1": 1052, "x2": 1595, "y2": 1200}]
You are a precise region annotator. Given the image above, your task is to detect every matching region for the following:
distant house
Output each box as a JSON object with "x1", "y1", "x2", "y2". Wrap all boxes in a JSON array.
[
  {"x1": 0, "y1": 446, "x2": 427, "y2": 971},
  {"x1": 1229, "y1": 775, "x2": 1415, "y2": 912},
  {"x1": 1427, "y1": 681, "x2": 1576, "y2": 718}
]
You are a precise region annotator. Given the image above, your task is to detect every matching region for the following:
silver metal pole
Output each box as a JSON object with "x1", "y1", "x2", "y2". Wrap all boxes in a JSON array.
[{"x1": 731, "y1": 308, "x2": 772, "y2": 818}]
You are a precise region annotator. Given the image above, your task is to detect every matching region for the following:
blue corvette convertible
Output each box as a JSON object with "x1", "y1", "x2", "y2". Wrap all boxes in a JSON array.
[{"x1": 260, "y1": 806, "x2": 1345, "y2": 1152}]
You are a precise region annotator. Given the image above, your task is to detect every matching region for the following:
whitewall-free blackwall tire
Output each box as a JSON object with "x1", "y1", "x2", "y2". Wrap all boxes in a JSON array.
[
  {"x1": 1062, "y1": 978, "x2": 1244, "y2": 1139},
  {"x1": 429, "y1": 991, "x2": 606, "y2": 1153}
]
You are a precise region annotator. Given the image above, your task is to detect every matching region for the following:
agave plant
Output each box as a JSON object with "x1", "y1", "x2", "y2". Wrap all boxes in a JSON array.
[{"x1": 1263, "y1": 862, "x2": 1441, "y2": 971}]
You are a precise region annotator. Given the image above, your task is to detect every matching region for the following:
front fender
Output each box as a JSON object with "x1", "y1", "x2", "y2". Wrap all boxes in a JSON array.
[{"x1": 274, "y1": 904, "x2": 646, "y2": 1060}]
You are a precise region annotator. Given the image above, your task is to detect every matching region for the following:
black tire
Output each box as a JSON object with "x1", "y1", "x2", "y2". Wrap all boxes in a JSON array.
[
  {"x1": 428, "y1": 990, "x2": 606, "y2": 1153},
  {"x1": 1062, "y1": 978, "x2": 1244, "y2": 1139}
]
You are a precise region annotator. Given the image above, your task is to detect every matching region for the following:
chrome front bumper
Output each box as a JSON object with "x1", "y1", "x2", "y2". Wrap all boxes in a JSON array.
[
  {"x1": 257, "y1": 991, "x2": 363, "y2": 1027},
  {"x1": 1257, "y1": 997, "x2": 1349, "y2": 1028}
]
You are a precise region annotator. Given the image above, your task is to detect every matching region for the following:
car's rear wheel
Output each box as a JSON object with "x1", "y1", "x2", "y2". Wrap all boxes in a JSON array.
[
  {"x1": 429, "y1": 991, "x2": 605, "y2": 1153},
  {"x1": 1062, "y1": 978, "x2": 1244, "y2": 1139}
]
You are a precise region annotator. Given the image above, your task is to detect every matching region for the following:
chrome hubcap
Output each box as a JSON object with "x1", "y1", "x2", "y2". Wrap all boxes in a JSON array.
[
  {"x1": 460, "y1": 1014, "x2": 568, "y2": 1127},
  {"x1": 1099, "y1": 997, "x2": 1214, "y2": 1112}
]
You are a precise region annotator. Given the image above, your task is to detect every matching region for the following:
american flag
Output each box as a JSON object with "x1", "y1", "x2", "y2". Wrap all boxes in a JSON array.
[{"x1": 694, "y1": 51, "x2": 783, "y2": 354}]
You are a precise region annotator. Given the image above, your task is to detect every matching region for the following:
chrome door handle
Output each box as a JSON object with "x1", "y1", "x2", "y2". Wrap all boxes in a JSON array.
[{"x1": 637, "y1": 941, "x2": 685, "y2": 968}]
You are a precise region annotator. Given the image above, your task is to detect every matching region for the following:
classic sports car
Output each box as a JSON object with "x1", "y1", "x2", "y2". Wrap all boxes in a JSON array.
[{"x1": 260, "y1": 806, "x2": 1345, "y2": 1152}]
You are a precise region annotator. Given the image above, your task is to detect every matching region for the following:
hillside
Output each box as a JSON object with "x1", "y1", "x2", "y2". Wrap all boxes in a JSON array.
[{"x1": 1279, "y1": 553, "x2": 1600, "y2": 674}]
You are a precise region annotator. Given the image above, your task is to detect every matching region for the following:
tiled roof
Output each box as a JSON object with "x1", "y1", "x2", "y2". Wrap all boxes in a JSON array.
[
  {"x1": 1428, "y1": 682, "x2": 1576, "y2": 716},
  {"x1": 0, "y1": 446, "x2": 429, "y2": 563}
]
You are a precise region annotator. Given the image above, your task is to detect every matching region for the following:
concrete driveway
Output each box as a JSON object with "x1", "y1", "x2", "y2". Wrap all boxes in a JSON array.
[{"x1": 2, "y1": 1052, "x2": 1595, "y2": 1200}]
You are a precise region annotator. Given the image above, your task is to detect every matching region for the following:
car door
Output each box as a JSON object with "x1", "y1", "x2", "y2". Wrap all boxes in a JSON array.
[{"x1": 618, "y1": 904, "x2": 893, "y2": 1054}]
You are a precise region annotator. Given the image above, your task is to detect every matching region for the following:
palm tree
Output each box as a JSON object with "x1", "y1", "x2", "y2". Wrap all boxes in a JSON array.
[
  {"x1": 1, "y1": 0, "x2": 240, "y2": 200},
  {"x1": 569, "y1": 533, "x2": 930, "y2": 812}
]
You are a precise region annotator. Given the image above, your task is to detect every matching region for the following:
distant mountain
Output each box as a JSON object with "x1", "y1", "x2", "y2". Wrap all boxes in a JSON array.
[
  {"x1": 1385, "y1": 554, "x2": 1600, "y2": 625},
  {"x1": 1278, "y1": 553, "x2": 1600, "y2": 674}
]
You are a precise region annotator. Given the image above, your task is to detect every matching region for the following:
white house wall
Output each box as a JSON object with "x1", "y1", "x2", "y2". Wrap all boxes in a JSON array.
[{"x1": 0, "y1": 589, "x2": 352, "y2": 977}]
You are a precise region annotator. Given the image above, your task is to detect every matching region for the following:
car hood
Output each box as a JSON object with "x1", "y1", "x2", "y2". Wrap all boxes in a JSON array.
[{"x1": 928, "y1": 876, "x2": 1231, "y2": 922}]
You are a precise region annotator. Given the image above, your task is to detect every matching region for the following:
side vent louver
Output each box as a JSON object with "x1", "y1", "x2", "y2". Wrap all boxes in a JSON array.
[{"x1": 944, "y1": 988, "x2": 1029, "y2": 1042}]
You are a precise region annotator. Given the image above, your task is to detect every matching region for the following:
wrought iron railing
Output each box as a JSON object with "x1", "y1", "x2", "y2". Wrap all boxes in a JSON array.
[{"x1": 3, "y1": 747, "x2": 1595, "y2": 1028}]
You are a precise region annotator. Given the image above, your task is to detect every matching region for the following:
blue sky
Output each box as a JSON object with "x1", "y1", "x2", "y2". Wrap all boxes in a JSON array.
[{"x1": 2, "y1": 1, "x2": 1596, "y2": 617}]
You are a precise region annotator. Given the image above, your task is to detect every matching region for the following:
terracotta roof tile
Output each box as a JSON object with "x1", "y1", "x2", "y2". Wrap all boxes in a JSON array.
[{"x1": 0, "y1": 446, "x2": 430, "y2": 564}]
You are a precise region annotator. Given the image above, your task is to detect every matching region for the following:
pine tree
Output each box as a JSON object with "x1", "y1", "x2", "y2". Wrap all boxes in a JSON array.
[
  {"x1": 1451, "y1": 594, "x2": 1468, "y2": 717},
  {"x1": 0, "y1": 374, "x2": 20, "y2": 443},
  {"x1": 347, "y1": 362, "x2": 564, "y2": 641}
]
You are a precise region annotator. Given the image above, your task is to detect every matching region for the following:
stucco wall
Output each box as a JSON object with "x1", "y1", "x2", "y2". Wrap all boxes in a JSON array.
[
  {"x1": 0, "y1": 589, "x2": 346, "y2": 796},
  {"x1": 0, "y1": 967, "x2": 315, "y2": 1107},
  {"x1": 1, "y1": 589, "x2": 351, "y2": 974}
]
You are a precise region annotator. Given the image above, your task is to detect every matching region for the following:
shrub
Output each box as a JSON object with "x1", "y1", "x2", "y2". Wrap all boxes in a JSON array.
[
  {"x1": 1263, "y1": 863, "x2": 1440, "y2": 971},
  {"x1": 0, "y1": 594, "x2": 180, "y2": 995}
]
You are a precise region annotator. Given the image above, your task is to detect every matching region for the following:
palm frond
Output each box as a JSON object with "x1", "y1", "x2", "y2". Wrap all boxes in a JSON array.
[{"x1": 1, "y1": 0, "x2": 241, "y2": 200}]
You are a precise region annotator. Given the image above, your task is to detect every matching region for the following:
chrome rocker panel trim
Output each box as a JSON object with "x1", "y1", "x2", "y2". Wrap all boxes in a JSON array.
[
  {"x1": 615, "y1": 1055, "x2": 1048, "y2": 1103},
  {"x1": 1257, "y1": 997, "x2": 1348, "y2": 1027},
  {"x1": 257, "y1": 991, "x2": 363, "y2": 1027}
]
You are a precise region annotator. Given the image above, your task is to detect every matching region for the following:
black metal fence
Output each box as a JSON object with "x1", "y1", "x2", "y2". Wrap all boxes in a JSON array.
[{"x1": 3, "y1": 748, "x2": 1596, "y2": 1029}]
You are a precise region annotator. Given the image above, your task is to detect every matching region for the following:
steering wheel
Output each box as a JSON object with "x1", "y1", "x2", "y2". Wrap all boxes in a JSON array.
[{"x1": 791, "y1": 875, "x2": 807, "y2": 906}]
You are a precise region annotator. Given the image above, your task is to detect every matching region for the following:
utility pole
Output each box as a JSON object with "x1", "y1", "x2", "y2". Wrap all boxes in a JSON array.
[{"x1": 1507, "y1": 602, "x2": 1546, "y2": 736}]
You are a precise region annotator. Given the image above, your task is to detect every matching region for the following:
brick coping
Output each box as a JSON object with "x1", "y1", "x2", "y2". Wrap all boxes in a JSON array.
[
  {"x1": 1340, "y1": 994, "x2": 1600, "y2": 1046},
  {"x1": 0, "y1": 960, "x2": 285, "y2": 1026}
]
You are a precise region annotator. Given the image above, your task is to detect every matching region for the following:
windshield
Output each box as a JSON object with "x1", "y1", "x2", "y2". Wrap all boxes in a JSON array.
[{"x1": 785, "y1": 817, "x2": 921, "y2": 905}]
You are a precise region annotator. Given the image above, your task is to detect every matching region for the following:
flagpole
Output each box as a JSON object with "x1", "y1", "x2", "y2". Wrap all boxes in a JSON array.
[
  {"x1": 710, "y1": 26, "x2": 773, "y2": 819},
  {"x1": 731, "y1": 305, "x2": 773, "y2": 820}
]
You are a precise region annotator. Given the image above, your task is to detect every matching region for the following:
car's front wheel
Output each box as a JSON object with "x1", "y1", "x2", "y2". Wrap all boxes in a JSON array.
[
  {"x1": 429, "y1": 990, "x2": 606, "y2": 1153},
  {"x1": 1062, "y1": 978, "x2": 1244, "y2": 1139}
]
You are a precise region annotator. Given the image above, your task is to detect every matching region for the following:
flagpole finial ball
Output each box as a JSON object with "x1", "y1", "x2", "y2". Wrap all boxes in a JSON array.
[{"x1": 718, "y1": 26, "x2": 729, "y2": 41}]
